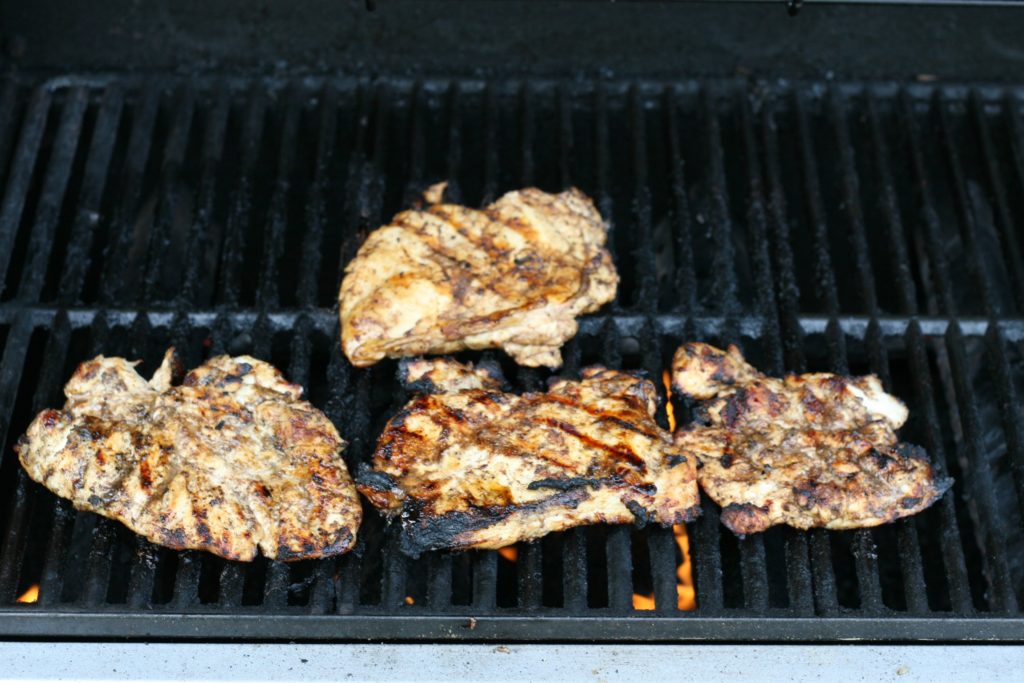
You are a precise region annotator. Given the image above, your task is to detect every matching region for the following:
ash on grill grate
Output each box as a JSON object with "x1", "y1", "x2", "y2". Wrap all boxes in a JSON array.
[{"x1": 0, "y1": 76, "x2": 1022, "y2": 641}]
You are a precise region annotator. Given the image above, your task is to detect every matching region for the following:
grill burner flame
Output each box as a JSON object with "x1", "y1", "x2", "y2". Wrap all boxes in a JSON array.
[
  {"x1": 662, "y1": 370, "x2": 677, "y2": 432},
  {"x1": 632, "y1": 592, "x2": 656, "y2": 610},
  {"x1": 664, "y1": 369, "x2": 696, "y2": 610},
  {"x1": 674, "y1": 525, "x2": 696, "y2": 610},
  {"x1": 16, "y1": 584, "x2": 39, "y2": 604},
  {"x1": 497, "y1": 546, "x2": 518, "y2": 563}
]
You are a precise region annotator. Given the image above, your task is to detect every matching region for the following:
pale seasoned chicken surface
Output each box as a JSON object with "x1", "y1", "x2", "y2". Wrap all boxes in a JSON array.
[
  {"x1": 339, "y1": 185, "x2": 618, "y2": 369},
  {"x1": 357, "y1": 358, "x2": 699, "y2": 556},
  {"x1": 17, "y1": 349, "x2": 360, "y2": 562},
  {"x1": 671, "y1": 343, "x2": 951, "y2": 535}
]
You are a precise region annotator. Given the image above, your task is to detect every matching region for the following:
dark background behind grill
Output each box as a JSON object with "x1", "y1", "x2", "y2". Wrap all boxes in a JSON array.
[{"x1": 1, "y1": 0, "x2": 1024, "y2": 642}]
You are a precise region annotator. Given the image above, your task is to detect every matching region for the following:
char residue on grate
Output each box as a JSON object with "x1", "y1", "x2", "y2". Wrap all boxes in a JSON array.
[{"x1": 0, "y1": 76, "x2": 1022, "y2": 641}]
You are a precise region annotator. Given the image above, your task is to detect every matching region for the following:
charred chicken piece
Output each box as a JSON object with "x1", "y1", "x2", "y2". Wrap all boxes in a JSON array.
[
  {"x1": 357, "y1": 358, "x2": 699, "y2": 556},
  {"x1": 17, "y1": 349, "x2": 361, "y2": 562},
  {"x1": 339, "y1": 184, "x2": 618, "y2": 369},
  {"x1": 671, "y1": 342, "x2": 952, "y2": 535}
]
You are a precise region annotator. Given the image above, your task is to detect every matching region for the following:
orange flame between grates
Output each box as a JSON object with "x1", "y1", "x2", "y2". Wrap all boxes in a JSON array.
[
  {"x1": 16, "y1": 584, "x2": 39, "y2": 604},
  {"x1": 665, "y1": 369, "x2": 697, "y2": 610},
  {"x1": 632, "y1": 592, "x2": 656, "y2": 610},
  {"x1": 662, "y1": 370, "x2": 677, "y2": 432}
]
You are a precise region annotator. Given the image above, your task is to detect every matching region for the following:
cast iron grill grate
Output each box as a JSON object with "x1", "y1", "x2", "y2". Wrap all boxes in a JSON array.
[{"x1": 0, "y1": 75, "x2": 1022, "y2": 641}]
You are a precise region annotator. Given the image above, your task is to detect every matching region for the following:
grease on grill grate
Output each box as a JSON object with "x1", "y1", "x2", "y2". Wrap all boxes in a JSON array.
[{"x1": 0, "y1": 78, "x2": 1021, "y2": 637}]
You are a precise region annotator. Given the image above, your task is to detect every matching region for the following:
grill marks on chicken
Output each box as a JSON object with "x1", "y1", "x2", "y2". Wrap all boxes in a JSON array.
[
  {"x1": 339, "y1": 185, "x2": 618, "y2": 369},
  {"x1": 671, "y1": 343, "x2": 951, "y2": 535},
  {"x1": 17, "y1": 350, "x2": 361, "y2": 562},
  {"x1": 357, "y1": 358, "x2": 699, "y2": 556}
]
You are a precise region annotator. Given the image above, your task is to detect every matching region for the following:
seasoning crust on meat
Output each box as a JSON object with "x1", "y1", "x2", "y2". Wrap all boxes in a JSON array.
[
  {"x1": 17, "y1": 349, "x2": 361, "y2": 562},
  {"x1": 339, "y1": 184, "x2": 618, "y2": 369},
  {"x1": 672, "y1": 342, "x2": 951, "y2": 535},
  {"x1": 357, "y1": 358, "x2": 699, "y2": 556}
]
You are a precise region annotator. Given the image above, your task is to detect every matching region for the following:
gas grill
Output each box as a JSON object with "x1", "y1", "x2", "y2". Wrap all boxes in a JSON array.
[{"x1": 1, "y1": 0, "x2": 1024, "y2": 653}]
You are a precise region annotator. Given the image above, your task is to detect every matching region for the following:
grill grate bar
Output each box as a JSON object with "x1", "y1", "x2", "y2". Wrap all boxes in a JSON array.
[
  {"x1": 400, "y1": 83, "x2": 457, "y2": 611},
  {"x1": 518, "y1": 82, "x2": 534, "y2": 187},
  {"x1": 38, "y1": 312, "x2": 107, "y2": 605},
  {"x1": 664, "y1": 88, "x2": 698, "y2": 318},
  {"x1": 638, "y1": 321, "x2": 680, "y2": 614},
  {"x1": 935, "y1": 93, "x2": 1001, "y2": 318},
  {"x1": 324, "y1": 339, "x2": 360, "y2": 615},
  {"x1": 16, "y1": 88, "x2": 89, "y2": 303},
  {"x1": 792, "y1": 94, "x2": 845, "y2": 615},
  {"x1": 77, "y1": 314, "x2": 123, "y2": 607},
  {"x1": 558, "y1": 93, "x2": 588, "y2": 610},
  {"x1": 905, "y1": 321, "x2": 974, "y2": 613},
  {"x1": 898, "y1": 91, "x2": 977, "y2": 611},
  {"x1": 1006, "y1": 94, "x2": 1024, "y2": 269},
  {"x1": 593, "y1": 86, "x2": 618, "y2": 314},
  {"x1": 216, "y1": 88, "x2": 267, "y2": 307},
  {"x1": 138, "y1": 89, "x2": 196, "y2": 305},
  {"x1": 759, "y1": 99, "x2": 815, "y2": 615},
  {"x1": 943, "y1": 323, "x2": 1019, "y2": 613},
  {"x1": 969, "y1": 92, "x2": 1024, "y2": 313},
  {"x1": 829, "y1": 90, "x2": 878, "y2": 317},
  {"x1": 828, "y1": 92, "x2": 887, "y2": 614},
  {"x1": 115, "y1": 314, "x2": 166, "y2": 608},
  {"x1": 7, "y1": 313, "x2": 71, "y2": 597},
  {"x1": 898, "y1": 91, "x2": 956, "y2": 317},
  {"x1": 470, "y1": 550, "x2": 497, "y2": 611},
  {"x1": 0, "y1": 81, "x2": 21, "y2": 191},
  {"x1": 0, "y1": 312, "x2": 34, "y2": 472},
  {"x1": 864, "y1": 91, "x2": 918, "y2": 316},
  {"x1": 427, "y1": 552, "x2": 453, "y2": 610},
  {"x1": 444, "y1": 83, "x2": 464, "y2": 203},
  {"x1": 0, "y1": 313, "x2": 63, "y2": 601},
  {"x1": 56, "y1": 87, "x2": 125, "y2": 306},
  {"x1": 864, "y1": 92, "x2": 933, "y2": 614},
  {"x1": 705, "y1": 87, "x2": 770, "y2": 612},
  {"x1": 165, "y1": 314, "x2": 206, "y2": 608},
  {"x1": 630, "y1": 87, "x2": 658, "y2": 315},
  {"x1": 595, "y1": 321, "x2": 634, "y2": 612},
  {"x1": 2, "y1": 307, "x2": 1021, "y2": 345},
  {"x1": 170, "y1": 552, "x2": 202, "y2": 608},
  {"x1": 178, "y1": 87, "x2": 230, "y2": 308},
  {"x1": 738, "y1": 91, "x2": 788, "y2": 613},
  {"x1": 558, "y1": 85, "x2": 573, "y2": 189},
  {"x1": 793, "y1": 91, "x2": 840, "y2": 316},
  {"x1": 985, "y1": 323, "x2": 1024, "y2": 532},
  {"x1": 866, "y1": 320, "x2": 930, "y2": 614},
  {"x1": 255, "y1": 92, "x2": 301, "y2": 310},
  {"x1": 826, "y1": 318, "x2": 885, "y2": 614},
  {"x1": 400, "y1": 83, "x2": 426, "y2": 207},
  {"x1": 0, "y1": 88, "x2": 51, "y2": 298},
  {"x1": 479, "y1": 84, "x2": 499, "y2": 205},
  {"x1": 296, "y1": 85, "x2": 339, "y2": 309},
  {"x1": 97, "y1": 87, "x2": 161, "y2": 306}
]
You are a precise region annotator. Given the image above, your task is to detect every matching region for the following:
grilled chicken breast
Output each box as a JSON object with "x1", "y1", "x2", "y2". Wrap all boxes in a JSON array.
[
  {"x1": 357, "y1": 358, "x2": 698, "y2": 556},
  {"x1": 339, "y1": 184, "x2": 618, "y2": 369},
  {"x1": 671, "y1": 343, "x2": 951, "y2": 535},
  {"x1": 17, "y1": 349, "x2": 360, "y2": 562}
]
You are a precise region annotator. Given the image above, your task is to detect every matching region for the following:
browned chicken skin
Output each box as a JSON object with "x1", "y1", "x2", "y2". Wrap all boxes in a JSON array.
[
  {"x1": 16, "y1": 349, "x2": 361, "y2": 562},
  {"x1": 671, "y1": 343, "x2": 951, "y2": 535},
  {"x1": 357, "y1": 358, "x2": 699, "y2": 556},
  {"x1": 339, "y1": 184, "x2": 618, "y2": 369}
]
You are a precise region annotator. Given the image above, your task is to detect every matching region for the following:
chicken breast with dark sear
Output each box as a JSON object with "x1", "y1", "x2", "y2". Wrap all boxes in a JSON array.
[
  {"x1": 356, "y1": 358, "x2": 699, "y2": 556},
  {"x1": 671, "y1": 342, "x2": 952, "y2": 535},
  {"x1": 339, "y1": 184, "x2": 618, "y2": 369},
  {"x1": 17, "y1": 349, "x2": 361, "y2": 562}
]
